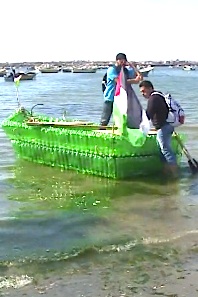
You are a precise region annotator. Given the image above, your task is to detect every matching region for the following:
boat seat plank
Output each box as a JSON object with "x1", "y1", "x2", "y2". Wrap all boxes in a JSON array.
[
  {"x1": 26, "y1": 121, "x2": 93, "y2": 126},
  {"x1": 26, "y1": 120, "x2": 157, "y2": 135}
]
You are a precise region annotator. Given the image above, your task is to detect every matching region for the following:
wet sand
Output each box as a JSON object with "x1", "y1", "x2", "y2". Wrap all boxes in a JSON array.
[
  {"x1": 1, "y1": 246, "x2": 198, "y2": 297},
  {"x1": 1, "y1": 263, "x2": 198, "y2": 297}
]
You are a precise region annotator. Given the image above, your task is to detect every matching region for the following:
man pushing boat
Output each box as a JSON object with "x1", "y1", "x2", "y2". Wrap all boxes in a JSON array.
[{"x1": 139, "y1": 80, "x2": 179, "y2": 178}]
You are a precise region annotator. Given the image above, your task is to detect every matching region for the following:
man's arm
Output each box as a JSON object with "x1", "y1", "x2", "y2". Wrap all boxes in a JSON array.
[
  {"x1": 126, "y1": 63, "x2": 143, "y2": 84},
  {"x1": 127, "y1": 74, "x2": 142, "y2": 84},
  {"x1": 107, "y1": 66, "x2": 119, "y2": 83},
  {"x1": 146, "y1": 96, "x2": 157, "y2": 120}
]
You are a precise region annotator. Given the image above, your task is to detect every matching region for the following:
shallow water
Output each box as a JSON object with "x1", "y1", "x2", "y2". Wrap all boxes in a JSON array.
[{"x1": 0, "y1": 67, "x2": 198, "y2": 288}]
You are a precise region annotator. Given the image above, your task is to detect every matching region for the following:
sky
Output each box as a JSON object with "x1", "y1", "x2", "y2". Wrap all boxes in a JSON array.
[{"x1": 1, "y1": 0, "x2": 198, "y2": 63}]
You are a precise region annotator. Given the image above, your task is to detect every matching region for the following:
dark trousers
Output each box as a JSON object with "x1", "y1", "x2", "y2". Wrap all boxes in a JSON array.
[{"x1": 100, "y1": 101, "x2": 114, "y2": 126}]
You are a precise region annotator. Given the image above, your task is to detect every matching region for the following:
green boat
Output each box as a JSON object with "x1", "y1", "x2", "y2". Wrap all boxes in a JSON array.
[{"x1": 1, "y1": 104, "x2": 183, "y2": 179}]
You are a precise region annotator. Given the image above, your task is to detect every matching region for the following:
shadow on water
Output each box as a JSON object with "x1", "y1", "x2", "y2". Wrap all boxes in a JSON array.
[{"x1": 7, "y1": 159, "x2": 183, "y2": 213}]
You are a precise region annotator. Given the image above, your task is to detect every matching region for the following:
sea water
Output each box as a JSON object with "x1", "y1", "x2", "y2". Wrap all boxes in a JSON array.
[{"x1": 0, "y1": 67, "x2": 198, "y2": 289}]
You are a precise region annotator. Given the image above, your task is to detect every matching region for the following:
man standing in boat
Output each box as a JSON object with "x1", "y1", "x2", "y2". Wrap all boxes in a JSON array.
[
  {"x1": 139, "y1": 80, "x2": 178, "y2": 177},
  {"x1": 100, "y1": 53, "x2": 142, "y2": 127}
]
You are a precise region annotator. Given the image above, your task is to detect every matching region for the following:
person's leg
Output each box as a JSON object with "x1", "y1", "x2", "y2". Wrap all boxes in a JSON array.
[
  {"x1": 100, "y1": 101, "x2": 113, "y2": 126},
  {"x1": 157, "y1": 124, "x2": 178, "y2": 177}
]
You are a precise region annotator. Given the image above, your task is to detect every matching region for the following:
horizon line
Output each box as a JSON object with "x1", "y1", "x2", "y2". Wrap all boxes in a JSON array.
[{"x1": 1, "y1": 59, "x2": 198, "y2": 64}]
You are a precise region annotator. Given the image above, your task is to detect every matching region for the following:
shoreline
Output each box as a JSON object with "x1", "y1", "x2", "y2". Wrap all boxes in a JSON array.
[
  {"x1": 1, "y1": 255, "x2": 198, "y2": 297},
  {"x1": 1, "y1": 237, "x2": 198, "y2": 297}
]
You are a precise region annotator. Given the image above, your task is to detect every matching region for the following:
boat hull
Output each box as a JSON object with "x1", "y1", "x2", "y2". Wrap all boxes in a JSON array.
[
  {"x1": 0, "y1": 71, "x2": 6, "y2": 77},
  {"x1": 140, "y1": 70, "x2": 150, "y2": 77},
  {"x1": 139, "y1": 66, "x2": 154, "y2": 77},
  {"x1": 2, "y1": 110, "x2": 183, "y2": 179},
  {"x1": 40, "y1": 69, "x2": 59, "y2": 73},
  {"x1": 62, "y1": 68, "x2": 72, "y2": 73},
  {"x1": 183, "y1": 66, "x2": 196, "y2": 71},
  {"x1": 4, "y1": 73, "x2": 36, "y2": 81},
  {"x1": 72, "y1": 68, "x2": 97, "y2": 73}
]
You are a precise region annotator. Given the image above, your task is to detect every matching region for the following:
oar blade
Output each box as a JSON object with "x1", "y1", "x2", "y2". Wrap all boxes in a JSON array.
[{"x1": 188, "y1": 158, "x2": 198, "y2": 174}]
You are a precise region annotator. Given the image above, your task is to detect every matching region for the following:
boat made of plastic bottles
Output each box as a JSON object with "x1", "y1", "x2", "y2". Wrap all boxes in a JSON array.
[{"x1": 2, "y1": 106, "x2": 183, "y2": 179}]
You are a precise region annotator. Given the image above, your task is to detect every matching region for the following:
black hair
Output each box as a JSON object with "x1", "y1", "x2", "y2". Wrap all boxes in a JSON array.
[
  {"x1": 139, "y1": 80, "x2": 154, "y2": 89},
  {"x1": 116, "y1": 53, "x2": 127, "y2": 61}
]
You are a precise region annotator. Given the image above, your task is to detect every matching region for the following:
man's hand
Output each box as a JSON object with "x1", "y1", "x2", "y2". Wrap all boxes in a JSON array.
[{"x1": 134, "y1": 74, "x2": 142, "y2": 83}]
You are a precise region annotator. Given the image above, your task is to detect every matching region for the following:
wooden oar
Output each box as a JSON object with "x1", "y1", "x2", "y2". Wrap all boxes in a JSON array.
[{"x1": 174, "y1": 132, "x2": 198, "y2": 174}]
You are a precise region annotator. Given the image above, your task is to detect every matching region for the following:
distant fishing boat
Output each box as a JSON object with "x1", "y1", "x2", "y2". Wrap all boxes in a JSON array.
[
  {"x1": 40, "y1": 67, "x2": 60, "y2": 73},
  {"x1": 72, "y1": 67, "x2": 97, "y2": 73},
  {"x1": 62, "y1": 67, "x2": 72, "y2": 73},
  {"x1": 0, "y1": 68, "x2": 6, "y2": 77},
  {"x1": 4, "y1": 72, "x2": 36, "y2": 82},
  {"x1": 182, "y1": 65, "x2": 196, "y2": 71},
  {"x1": 138, "y1": 65, "x2": 154, "y2": 77},
  {"x1": 39, "y1": 63, "x2": 60, "y2": 73},
  {"x1": 26, "y1": 66, "x2": 40, "y2": 74}
]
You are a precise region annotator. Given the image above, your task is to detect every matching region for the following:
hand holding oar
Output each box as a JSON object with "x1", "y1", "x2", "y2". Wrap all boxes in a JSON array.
[{"x1": 174, "y1": 132, "x2": 198, "y2": 174}]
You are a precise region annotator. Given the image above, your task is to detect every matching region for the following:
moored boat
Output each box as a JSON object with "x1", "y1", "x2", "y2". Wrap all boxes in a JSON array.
[
  {"x1": 40, "y1": 68, "x2": 60, "y2": 73},
  {"x1": 39, "y1": 64, "x2": 60, "y2": 73},
  {"x1": 72, "y1": 67, "x2": 97, "y2": 73},
  {"x1": 138, "y1": 65, "x2": 154, "y2": 77},
  {"x1": 4, "y1": 72, "x2": 36, "y2": 81},
  {"x1": 182, "y1": 65, "x2": 196, "y2": 71},
  {"x1": 62, "y1": 67, "x2": 72, "y2": 73},
  {"x1": 0, "y1": 68, "x2": 6, "y2": 77}
]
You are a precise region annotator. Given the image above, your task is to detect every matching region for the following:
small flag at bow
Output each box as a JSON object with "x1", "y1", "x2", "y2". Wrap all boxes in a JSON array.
[{"x1": 14, "y1": 75, "x2": 22, "y2": 87}]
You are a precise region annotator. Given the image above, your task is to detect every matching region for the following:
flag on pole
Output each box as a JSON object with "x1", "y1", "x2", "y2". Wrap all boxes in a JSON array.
[
  {"x1": 113, "y1": 67, "x2": 151, "y2": 146},
  {"x1": 14, "y1": 75, "x2": 22, "y2": 87},
  {"x1": 14, "y1": 74, "x2": 22, "y2": 107}
]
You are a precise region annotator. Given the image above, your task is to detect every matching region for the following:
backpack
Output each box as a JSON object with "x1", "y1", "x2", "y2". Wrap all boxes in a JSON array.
[
  {"x1": 102, "y1": 72, "x2": 107, "y2": 92},
  {"x1": 102, "y1": 66, "x2": 129, "y2": 93},
  {"x1": 152, "y1": 91, "x2": 185, "y2": 127}
]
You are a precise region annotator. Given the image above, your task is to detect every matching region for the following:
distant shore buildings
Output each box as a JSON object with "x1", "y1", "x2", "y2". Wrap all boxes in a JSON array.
[{"x1": 0, "y1": 59, "x2": 198, "y2": 70}]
